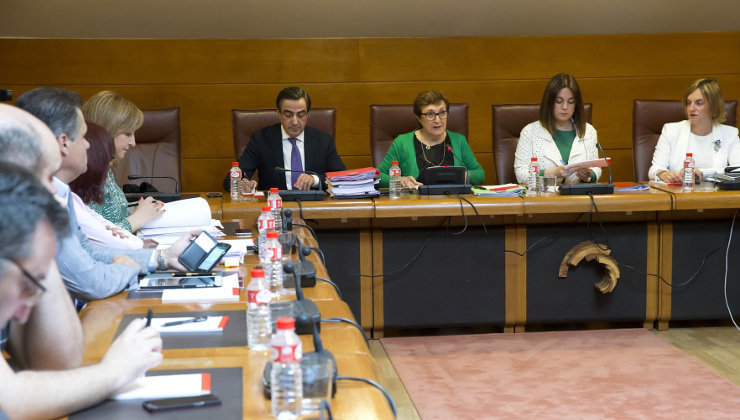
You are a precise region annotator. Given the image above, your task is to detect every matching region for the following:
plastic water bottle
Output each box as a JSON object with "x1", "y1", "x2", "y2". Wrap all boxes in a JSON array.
[
  {"x1": 265, "y1": 230, "x2": 284, "y2": 296},
  {"x1": 268, "y1": 188, "x2": 283, "y2": 232},
  {"x1": 271, "y1": 317, "x2": 303, "y2": 419},
  {"x1": 229, "y1": 162, "x2": 242, "y2": 202},
  {"x1": 528, "y1": 157, "x2": 539, "y2": 193},
  {"x1": 257, "y1": 206, "x2": 275, "y2": 260},
  {"x1": 389, "y1": 160, "x2": 401, "y2": 199},
  {"x1": 683, "y1": 153, "x2": 695, "y2": 192},
  {"x1": 246, "y1": 267, "x2": 272, "y2": 351}
]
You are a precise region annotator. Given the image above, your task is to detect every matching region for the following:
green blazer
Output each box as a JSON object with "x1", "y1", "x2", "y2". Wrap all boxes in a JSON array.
[{"x1": 378, "y1": 130, "x2": 485, "y2": 187}]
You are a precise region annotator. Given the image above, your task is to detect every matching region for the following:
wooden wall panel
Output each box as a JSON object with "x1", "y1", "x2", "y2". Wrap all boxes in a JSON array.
[{"x1": 1, "y1": 32, "x2": 738, "y2": 190}]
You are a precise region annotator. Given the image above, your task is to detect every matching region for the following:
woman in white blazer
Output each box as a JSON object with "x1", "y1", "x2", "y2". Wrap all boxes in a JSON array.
[
  {"x1": 649, "y1": 78, "x2": 740, "y2": 183},
  {"x1": 514, "y1": 73, "x2": 601, "y2": 185}
]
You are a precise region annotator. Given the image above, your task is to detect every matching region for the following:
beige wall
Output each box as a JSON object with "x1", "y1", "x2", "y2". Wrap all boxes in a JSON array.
[{"x1": 0, "y1": 1, "x2": 739, "y2": 39}]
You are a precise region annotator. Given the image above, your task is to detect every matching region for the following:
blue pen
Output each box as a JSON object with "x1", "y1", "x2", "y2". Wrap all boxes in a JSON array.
[{"x1": 560, "y1": 159, "x2": 573, "y2": 174}]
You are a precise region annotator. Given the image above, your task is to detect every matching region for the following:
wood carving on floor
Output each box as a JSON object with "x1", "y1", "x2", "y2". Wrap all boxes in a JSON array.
[{"x1": 558, "y1": 240, "x2": 620, "y2": 293}]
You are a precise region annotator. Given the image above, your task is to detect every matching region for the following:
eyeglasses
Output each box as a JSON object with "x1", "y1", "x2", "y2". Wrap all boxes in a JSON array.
[
  {"x1": 422, "y1": 110, "x2": 448, "y2": 121},
  {"x1": 5, "y1": 259, "x2": 46, "y2": 305}
]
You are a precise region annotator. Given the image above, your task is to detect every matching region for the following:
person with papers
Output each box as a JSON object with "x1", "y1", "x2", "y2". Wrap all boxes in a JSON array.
[
  {"x1": 514, "y1": 73, "x2": 602, "y2": 185},
  {"x1": 648, "y1": 78, "x2": 740, "y2": 183},
  {"x1": 13, "y1": 89, "x2": 197, "y2": 303},
  {"x1": 0, "y1": 161, "x2": 163, "y2": 419},
  {"x1": 82, "y1": 90, "x2": 165, "y2": 233}
]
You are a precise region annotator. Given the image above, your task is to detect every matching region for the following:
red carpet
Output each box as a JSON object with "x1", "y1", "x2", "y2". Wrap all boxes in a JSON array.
[{"x1": 381, "y1": 329, "x2": 740, "y2": 419}]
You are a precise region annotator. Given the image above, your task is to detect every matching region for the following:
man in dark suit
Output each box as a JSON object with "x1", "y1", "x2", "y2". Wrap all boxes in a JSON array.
[{"x1": 222, "y1": 87, "x2": 346, "y2": 191}]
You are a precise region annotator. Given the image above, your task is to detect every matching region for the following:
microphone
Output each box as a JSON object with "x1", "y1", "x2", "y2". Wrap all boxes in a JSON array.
[
  {"x1": 294, "y1": 236, "x2": 317, "y2": 287},
  {"x1": 282, "y1": 208, "x2": 293, "y2": 232},
  {"x1": 274, "y1": 166, "x2": 319, "y2": 177},
  {"x1": 594, "y1": 142, "x2": 613, "y2": 185},
  {"x1": 283, "y1": 262, "x2": 320, "y2": 334},
  {"x1": 446, "y1": 145, "x2": 467, "y2": 169},
  {"x1": 128, "y1": 174, "x2": 180, "y2": 194},
  {"x1": 0, "y1": 89, "x2": 12, "y2": 102}
]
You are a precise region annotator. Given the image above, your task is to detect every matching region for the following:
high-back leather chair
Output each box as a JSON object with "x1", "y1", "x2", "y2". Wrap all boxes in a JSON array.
[
  {"x1": 113, "y1": 107, "x2": 181, "y2": 193},
  {"x1": 491, "y1": 104, "x2": 592, "y2": 184},
  {"x1": 369, "y1": 103, "x2": 469, "y2": 167},
  {"x1": 632, "y1": 100, "x2": 737, "y2": 181},
  {"x1": 231, "y1": 108, "x2": 336, "y2": 160}
]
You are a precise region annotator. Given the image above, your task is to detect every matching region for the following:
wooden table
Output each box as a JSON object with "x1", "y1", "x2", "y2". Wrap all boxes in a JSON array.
[
  {"x1": 204, "y1": 186, "x2": 740, "y2": 333},
  {"x1": 78, "y1": 229, "x2": 394, "y2": 419}
]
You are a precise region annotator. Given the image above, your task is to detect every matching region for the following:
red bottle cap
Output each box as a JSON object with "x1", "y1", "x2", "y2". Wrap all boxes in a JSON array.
[
  {"x1": 276, "y1": 317, "x2": 295, "y2": 330},
  {"x1": 531, "y1": 157, "x2": 538, "y2": 161},
  {"x1": 251, "y1": 268, "x2": 265, "y2": 278},
  {"x1": 232, "y1": 162, "x2": 239, "y2": 166},
  {"x1": 270, "y1": 188, "x2": 278, "y2": 193},
  {"x1": 391, "y1": 160, "x2": 399, "y2": 165}
]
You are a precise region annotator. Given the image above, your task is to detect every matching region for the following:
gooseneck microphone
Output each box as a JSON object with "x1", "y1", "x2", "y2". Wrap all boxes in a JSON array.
[
  {"x1": 594, "y1": 142, "x2": 613, "y2": 185},
  {"x1": 128, "y1": 174, "x2": 180, "y2": 193}
]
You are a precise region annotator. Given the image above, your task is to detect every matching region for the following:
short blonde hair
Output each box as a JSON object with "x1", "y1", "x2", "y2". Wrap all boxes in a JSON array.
[
  {"x1": 82, "y1": 91, "x2": 143, "y2": 137},
  {"x1": 683, "y1": 78, "x2": 726, "y2": 124}
]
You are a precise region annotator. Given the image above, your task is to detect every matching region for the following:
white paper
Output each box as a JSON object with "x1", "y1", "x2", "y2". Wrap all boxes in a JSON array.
[
  {"x1": 161, "y1": 274, "x2": 240, "y2": 303},
  {"x1": 151, "y1": 316, "x2": 227, "y2": 333},
  {"x1": 112, "y1": 373, "x2": 210, "y2": 400},
  {"x1": 142, "y1": 197, "x2": 211, "y2": 229}
]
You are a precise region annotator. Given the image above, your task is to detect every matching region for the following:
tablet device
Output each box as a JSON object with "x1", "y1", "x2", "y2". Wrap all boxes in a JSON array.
[
  {"x1": 178, "y1": 231, "x2": 232, "y2": 272},
  {"x1": 139, "y1": 273, "x2": 222, "y2": 289}
]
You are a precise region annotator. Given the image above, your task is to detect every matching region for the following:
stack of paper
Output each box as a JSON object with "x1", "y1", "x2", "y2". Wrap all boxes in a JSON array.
[
  {"x1": 472, "y1": 184, "x2": 526, "y2": 197},
  {"x1": 138, "y1": 197, "x2": 223, "y2": 244},
  {"x1": 326, "y1": 167, "x2": 380, "y2": 198},
  {"x1": 112, "y1": 373, "x2": 211, "y2": 400},
  {"x1": 220, "y1": 238, "x2": 253, "y2": 262}
]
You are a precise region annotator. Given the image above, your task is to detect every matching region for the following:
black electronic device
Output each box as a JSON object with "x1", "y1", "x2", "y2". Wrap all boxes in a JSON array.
[
  {"x1": 418, "y1": 184, "x2": 472, "y2": 195},
  {"x1": 128, "y1": 174, "x2": 180, "y2": 193},
  {"x1": 715, "y1": 174, "x2": 740, "y2": 190},
  {"x1": 178, "y1": 231, "x2": 232, "y2": 272},
  {"x1": 561, "y1": 144, "x2": 615, "y2": 195},
  {"x1": 278, "y1": 189, "x2": 325, "y2": 202},
  {"x1": 142, "y1": 394, "x2": 221, "y2": 412},
  {"x1": 263, "y1": 318, "x2": 337, "y2": 400},
  {"x1": 206, "y1": 192, "x2": 223, "y2": 198},
  {"x1": 139, "y1": 273, "x2": 222, "y2": 289},
  {"x1": 422, "y1": 165, "x2": 467, "y2": 184},
  {"x1": 283, "y1": 263, "x2": 321, "y2": 335},
  {"x1": 293, "y1": 238, "x2": 317, "y2": 287}
]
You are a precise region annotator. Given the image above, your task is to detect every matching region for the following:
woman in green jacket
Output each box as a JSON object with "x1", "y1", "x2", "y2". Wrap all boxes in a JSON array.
[{"x1": 378, "y1": 90, "x2": 484, "y2": 188}]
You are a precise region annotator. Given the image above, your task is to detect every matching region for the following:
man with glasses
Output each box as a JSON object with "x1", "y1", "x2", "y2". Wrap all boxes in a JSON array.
[
  {"x1": 0, "y1": 161, "x2": 163, "y2": 419},
  {"x1": 222, "y1": 86, "x2": 346, "y2": 191}
]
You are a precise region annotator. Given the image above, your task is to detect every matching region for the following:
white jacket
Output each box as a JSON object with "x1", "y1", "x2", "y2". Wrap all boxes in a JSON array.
[
  {"x1": 648, "y1": 120, "x2": 740, "y2": 181},
  {"x1": 514, "y1": 121, "x2": 602, "y2": 184}
]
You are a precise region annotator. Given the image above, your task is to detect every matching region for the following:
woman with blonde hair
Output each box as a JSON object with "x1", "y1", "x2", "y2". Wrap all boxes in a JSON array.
[
  {"x1": 82, "y1": 91, "x2": 163, "y2": 232},
  {"x1": 648, "y1": 78, "x2": 740, "y2": 183}
]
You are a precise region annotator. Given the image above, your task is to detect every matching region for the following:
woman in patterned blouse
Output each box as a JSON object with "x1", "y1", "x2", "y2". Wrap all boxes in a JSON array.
[
  {"x1": 513, "y1": 73, "x2": 601, "y2": 185},
  {"x1": 82, "y1": 91, "x2": 164, "y2": 232}
]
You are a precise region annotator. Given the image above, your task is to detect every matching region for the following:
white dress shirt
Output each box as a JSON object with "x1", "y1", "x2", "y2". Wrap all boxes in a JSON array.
[{"x1": 280, "y1": 125, "x2": 319, "y2": 189}]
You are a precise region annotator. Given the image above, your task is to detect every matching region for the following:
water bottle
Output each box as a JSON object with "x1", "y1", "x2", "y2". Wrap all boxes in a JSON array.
[
  {"x1": 268, "y1": 188, "x2": 283, "y2": 232},
  {"x1": 683, "y1": 153, "x2": 695, "y2": 192},
  {"x1": 389, "y1": 160, "x2": 401, "y2": 199},
  {"x1": 271, "y1": 317, "x2": 303, "y2": 419},
  {"x1": 257, "y1": 206, "x2": 275, "y2": 261},
  {"x1": 229, "y1": 162, "x2": 242, "y2": 202},
  {"x1": 528, "y1": 157, "x2": 539, "y2": 194},
  {"x1": 246, "y1": 267, "x2": 272, "y2": 351},
  {"x1": 265, "y1": 230, "x2": 284, "y2": 296}
]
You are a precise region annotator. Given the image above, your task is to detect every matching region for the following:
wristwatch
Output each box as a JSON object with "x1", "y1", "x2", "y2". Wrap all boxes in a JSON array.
[{"x1": 156, "y1": 249, "x2": 168, "y2": 271}]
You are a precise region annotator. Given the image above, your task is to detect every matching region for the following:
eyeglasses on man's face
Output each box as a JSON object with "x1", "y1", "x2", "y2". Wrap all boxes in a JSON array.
[
  {"x1": 422, "y1": 110, "x2": 448, "y2": 121},
  {"x1": 4, "y1": 259, "x2": 47, "y2": 305}
]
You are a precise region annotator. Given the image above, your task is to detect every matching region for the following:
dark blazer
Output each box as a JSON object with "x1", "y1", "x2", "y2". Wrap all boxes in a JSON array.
[{"x1": 222, "y1": 123, "x2": 346, "y2": 191}]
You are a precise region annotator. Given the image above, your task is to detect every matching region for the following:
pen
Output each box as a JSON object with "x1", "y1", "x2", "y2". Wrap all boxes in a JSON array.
[
  {"x1": 128, "y1": 202, "x2": 138, "y2": 207},
  {"x1": 170, "y1": 272, "x2": 216, "y2": 277},
  {"x1": 146, "y1": 307, "x2": 153, "y2": 327},
  {"x1": 161, "y1": 316, "x2": 208, "y2": 327}
]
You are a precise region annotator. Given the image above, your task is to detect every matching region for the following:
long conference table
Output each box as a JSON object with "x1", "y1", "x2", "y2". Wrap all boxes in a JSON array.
[
  {"x1": 208, "y1": 182, "x2": 740, "y2": 335},
  {"x1": 77, "y1": 226, "x2": 394, "y2": 419}
]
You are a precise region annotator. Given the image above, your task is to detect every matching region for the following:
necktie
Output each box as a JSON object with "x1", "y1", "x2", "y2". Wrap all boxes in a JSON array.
[{"x1": 288, "y1": 138, "x2": 302, "y2": 187}]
